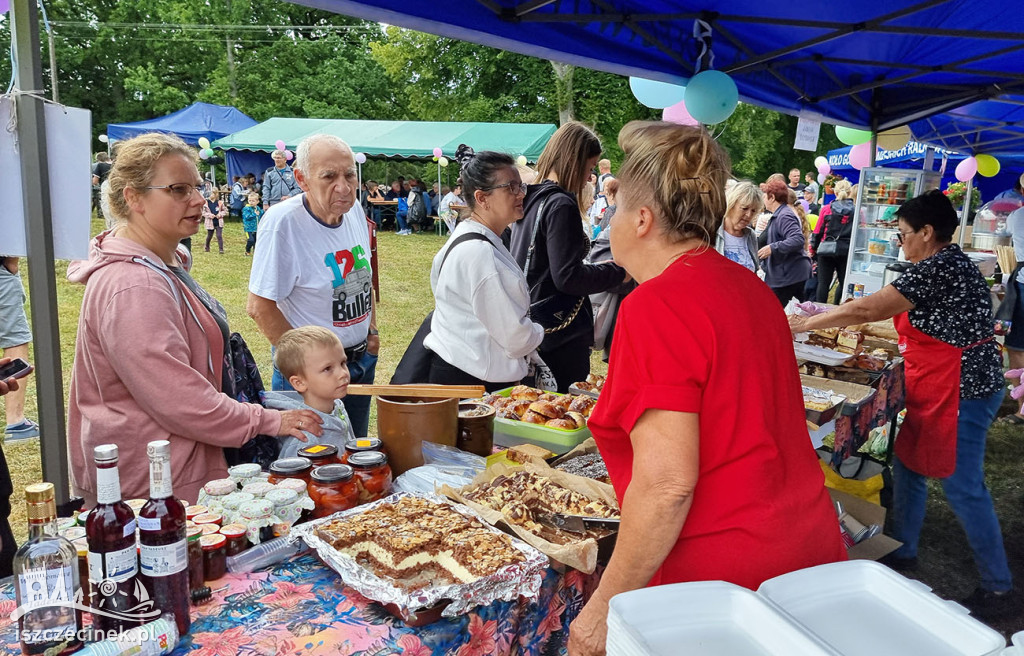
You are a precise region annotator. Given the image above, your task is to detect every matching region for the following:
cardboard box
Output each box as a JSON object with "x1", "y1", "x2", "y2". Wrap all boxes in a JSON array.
[{"x1": 828, "y1": 488, "x2": 901, "y2": 561}]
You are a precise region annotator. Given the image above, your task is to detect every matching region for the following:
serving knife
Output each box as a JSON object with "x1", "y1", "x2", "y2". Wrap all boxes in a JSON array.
[{"x1": 537, "y1": 513, "x2": 620, "y2": 534}]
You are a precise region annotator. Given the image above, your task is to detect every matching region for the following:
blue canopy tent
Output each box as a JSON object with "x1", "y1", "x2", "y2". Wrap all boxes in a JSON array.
[
  {"x1": 106, "y1": 102, "x2": 258, "y2": 146},
  {"x1": 290, "y1": 1, "x2": 1024, "y2": 134}
]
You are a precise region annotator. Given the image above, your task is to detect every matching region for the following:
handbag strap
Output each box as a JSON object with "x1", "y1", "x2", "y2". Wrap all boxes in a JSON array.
[{"x1": 439, "y1": 231, "x2": 494, "y2": 274}]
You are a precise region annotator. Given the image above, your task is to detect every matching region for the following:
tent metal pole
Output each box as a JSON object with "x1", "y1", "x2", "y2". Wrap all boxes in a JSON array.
[
  {"x1": 958, "y1": 177, "x2": 973, "y2": 247},
  {"x1": 11, "y1": 0, "x2": 71, "y2": 508},
  {"x1": 923, "y1": 147, "x2": 934, "y2": 171}
]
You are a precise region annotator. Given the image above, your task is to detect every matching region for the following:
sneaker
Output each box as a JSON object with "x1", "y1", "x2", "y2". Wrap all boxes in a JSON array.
[
  {"x1": 397, "y1": 229, "x2": 411, "y2": 235},
  {"x1": 5, "y1": 419, "x2": 40, "y2": 441},
  {"x1": 960, "y1": 587, "x2": 1019, "y2": 622},
  {"x1": 878, "y1": 552, "x2": 918, "y2": 573}
]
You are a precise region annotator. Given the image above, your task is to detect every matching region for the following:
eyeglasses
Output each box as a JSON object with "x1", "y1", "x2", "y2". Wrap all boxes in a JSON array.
[
  {"x1": 896, "y1": 229, "x2": 915, "y2": 244},
  {"x1": 143, "y1": 183, "x2": 203, "y2": 201},
  {"x1": 484, "y1": 181, "x2": 528, "y2": 196}
]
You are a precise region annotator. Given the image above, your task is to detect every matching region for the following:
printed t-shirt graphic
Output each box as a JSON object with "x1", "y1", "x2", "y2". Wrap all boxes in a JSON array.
[{"x1": 324, "y1": 245, "x2": 372, "y2": 327}]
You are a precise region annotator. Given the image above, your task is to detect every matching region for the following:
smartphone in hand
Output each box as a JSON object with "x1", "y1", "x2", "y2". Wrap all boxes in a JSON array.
[{"x1": 0, "y1": 358, "x2": 33, "y2": 381}]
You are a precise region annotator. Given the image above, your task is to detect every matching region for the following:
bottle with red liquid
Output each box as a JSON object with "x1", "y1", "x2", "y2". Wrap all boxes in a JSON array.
[
  {"x1": 86, "y1": 444, "x2": 143, "y2": 634},
  {"x1": 138, "y1": 440, "x2": 191, "y2": 637}
]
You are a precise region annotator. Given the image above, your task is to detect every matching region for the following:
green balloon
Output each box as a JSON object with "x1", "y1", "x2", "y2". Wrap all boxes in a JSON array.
[{"x1": 835, "y1": 126, "x2": 872, "y2": 146}]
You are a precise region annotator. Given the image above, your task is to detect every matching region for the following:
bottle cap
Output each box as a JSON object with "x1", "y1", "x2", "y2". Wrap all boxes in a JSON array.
[
  {"x1": 25, "y1": 483, "x2": 56, "y2": 521},
  {"x1": 25, "y1": 482, "x2": 55, "y2": 504},
  {"x1": 94, "y1": 444, "x2": 119, "y2": 462},
  {"x1": 147, "y1": 440, "x2": 171, "y2": 459}
]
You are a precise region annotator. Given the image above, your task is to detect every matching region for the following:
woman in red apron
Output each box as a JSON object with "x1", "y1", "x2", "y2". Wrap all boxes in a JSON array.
[{"x1": 790, "y1": 190, "x2": 1014, "y2": 622}]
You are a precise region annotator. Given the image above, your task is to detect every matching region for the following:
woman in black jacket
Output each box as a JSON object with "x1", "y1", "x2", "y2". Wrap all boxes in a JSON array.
[
  {"x1": 509, "y1": 122, "x2": 628, "y2": 392},
  {"x1": 812, "y1": 179, "x2": 856, "y2": 303}
]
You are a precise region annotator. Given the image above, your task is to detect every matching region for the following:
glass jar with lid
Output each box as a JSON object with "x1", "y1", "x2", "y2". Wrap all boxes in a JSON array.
[
  {"x1": 297, "y1": 444, "x2": 342, "y2": 467},
  {"x1": 219, "y1": 524, "x2": 248, "y2": 557},
  {"x1": 341, "y1": 438, "x2": 386, "y2": 464},
  {"x1": 308, "y1": 465, "x2": 359, "y2": 518},
  {"x1": 227, "y1": 463, "x2": 262, "y2": 490},
  {"x1": 267, "y1": 457, "x2": 313, "y2": 486},
  {"x1": 220, "y1": 492, "x2": 255, "y2": 525},
  {"x1": 347, "y1": 451, "x2": 392, "y2": 504},
  {"x1": 200, "y1": 533, "x2": 227, "y2": 581},
  {"x1": 197, "y1": 478, "x2": 236, "y2": 514},
  {"x1": 239, "y1": 499, "x2": 275, "y2": 545},
  {"x1": 265, "y1": 489, "x2": 302, "y2": 537},
  {"x1": 186, "y1": 526, "x2": 204, "y2": 595},
  {"x1": 241, "y1": 481, "x2": 276, "y2": 499}
]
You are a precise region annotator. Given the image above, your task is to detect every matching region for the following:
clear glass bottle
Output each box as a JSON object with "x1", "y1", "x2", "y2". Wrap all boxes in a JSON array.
[
  {"x1": 138, "y1": 440, "x2": 191, "y2": 638},
  {"x1": 86, "y1": 443, "x2": 142, "y2": 633},
  {"x1": 13, "y1": 482, "x2": 84, "y2": 655}
]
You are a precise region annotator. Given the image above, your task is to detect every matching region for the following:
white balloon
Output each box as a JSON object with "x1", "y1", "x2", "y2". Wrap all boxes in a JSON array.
[
  {"x1": 813, "y1": 156, "x2": 827, "y2": 168},
  {"x1": 98, "y1": 134, "x2": 109, "y2": 143}
]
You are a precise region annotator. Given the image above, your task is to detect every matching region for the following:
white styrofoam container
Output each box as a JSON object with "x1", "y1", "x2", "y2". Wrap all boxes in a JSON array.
[
  {"x1": 608, "y1": 581, "x2": 841, "y2": 656},
  {"x1": 758, "y1": 560, "x2": 1006, "y2": 656}
]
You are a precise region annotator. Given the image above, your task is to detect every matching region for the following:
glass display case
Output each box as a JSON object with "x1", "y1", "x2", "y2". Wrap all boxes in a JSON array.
[{"x1": 842, "y1": 167, "x2": 941, "y2": 298}]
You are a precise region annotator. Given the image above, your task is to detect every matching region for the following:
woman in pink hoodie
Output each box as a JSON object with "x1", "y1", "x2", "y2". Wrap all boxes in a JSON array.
[{"x1": 67, "y1": 133, "x2": 321, "y2": 506}]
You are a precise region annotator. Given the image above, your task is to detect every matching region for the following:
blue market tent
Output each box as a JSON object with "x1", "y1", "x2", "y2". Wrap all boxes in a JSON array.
[
  {"x1": 106, "y1": 102, "x2": 258, "y2": 147},
  {"x1": 908, "y1": 95, "x2": 1024, "y2": 158},
  {"x1": 826, "y1": 142, "x2": 1024, "y2": 202},
  {"x1": 290, "y1": 1, "x2": 1024, "y2": 133}
]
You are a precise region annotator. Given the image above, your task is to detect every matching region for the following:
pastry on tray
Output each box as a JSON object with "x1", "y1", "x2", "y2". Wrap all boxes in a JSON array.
[{"x1": 315, "y1": 496, "x2": 525, "y2": 590}]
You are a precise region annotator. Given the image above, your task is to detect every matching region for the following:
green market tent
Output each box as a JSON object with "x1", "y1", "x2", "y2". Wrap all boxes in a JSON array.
[{"x1": 212, "y1": 117, "x2": 557, "y2": 179}]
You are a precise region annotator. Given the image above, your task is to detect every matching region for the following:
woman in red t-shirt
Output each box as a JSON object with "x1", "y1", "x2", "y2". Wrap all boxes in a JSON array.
[{"x1": 568, "y1": 122, "x2": 847, "y2": 656}]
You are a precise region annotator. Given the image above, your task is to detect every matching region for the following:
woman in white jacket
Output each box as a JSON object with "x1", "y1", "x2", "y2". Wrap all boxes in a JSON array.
[{"x1": 422, "y1": 145, "x2": 544, "y2": 391}]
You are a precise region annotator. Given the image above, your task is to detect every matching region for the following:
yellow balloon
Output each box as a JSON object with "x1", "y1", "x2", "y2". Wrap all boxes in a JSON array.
[
  {"x1": 976, "y1": 154, "x2": 1001, "y2": 177},
  {"x1": 876, "y1": 126, "x2": 911, "y2": 151},
  {"x1": 198, "y1": 137, "x2": 211, "y2": 149}
]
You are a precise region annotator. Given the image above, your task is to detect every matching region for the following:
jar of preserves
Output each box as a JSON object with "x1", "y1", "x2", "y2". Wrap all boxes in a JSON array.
[
  {"x1": 239, "y1": 499, "x2": 275, "y2": 545},
  {"x1": 186, "y1": 526, "x2": 203, "y2": 596},
  {"x1": 185, "y1": 505, "x2": 207, "y2": 522},
  {"x1": 219, "y1": 524, "x2": 248, "y2": 557},
  {"x1": 342, "y1": 438, "x2": 385, "y2": 464},
  {"x1": 241, "y1": 481, "x2": 276, "y2": 499},
  {"x1": 192, "y1": 512, "x2": 223, "y2": 528},
  {"x1": 274, "y1": 478, "x2": 315, "y2": 524},
  {"x1": 297, "y1": 444, "x2": 342, "y2": 467},
  {"x1": 219, "y1": 492, "x2": 255, "y2": 525},
  {"x1": 267, "y1": 457, "x2": 313, "y2": 486},
  {"x1": 200, "y1": 534, "x2": 227, "y2": 582},
  {"x1": 196, "y1": 479, "x2": 236, "y2": 514},
  {"x1": 265, "y1": 489, "x2": 302, "y2": 537},
  {"x1": 347, "y1": 451, "x2": 392, "y2": 504},
  {"x1": 308, "y1": 465, "x2": 359, "y2": 518},
  {"x1": 227, "y1": 463, "x2": 262, "y2": 489},
  {"x1": 199, "y1": 523, "x2": 221, "y2": 536}
]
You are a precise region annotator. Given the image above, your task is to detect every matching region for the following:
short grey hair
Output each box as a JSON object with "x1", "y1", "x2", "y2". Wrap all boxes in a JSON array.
[
  {"x1": 294, "y1": 134, "x2": 353, "y2": 173},
  {"x1": 271, "y1": 149, "x2": 285, "y2": 158},
  {"x1": 725, "y1": 180, "x2": 764, "y2": 217}
]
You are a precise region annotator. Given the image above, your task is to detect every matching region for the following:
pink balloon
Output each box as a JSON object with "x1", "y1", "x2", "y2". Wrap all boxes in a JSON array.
[
  {"x1": 662, "y1": 100, "x2": 698, "y2": 126},
  {"x1": 432, "y1": 147, "x2": 443, "y2": 158},
  {"x1": 284, "y1": 149, "x2": 294, "y2": 161},
  {"x1": 0, "y1": 0, "x2": 9, "y2": 13},
  {"x1": 275, "y1": 139, "x2": 286, "y2": 151},
  {"x1": 849, "y1": 143, "x2": 875, "y2": 170},
  {"x1": 817, "y1": 162, "x2": 831, "y2": 176},
  {"x1": 955, "y1": 156, "x2": 978, "y2": 182}
]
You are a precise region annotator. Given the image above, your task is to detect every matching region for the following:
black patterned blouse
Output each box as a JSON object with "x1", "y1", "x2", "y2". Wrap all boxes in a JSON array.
[{"x1": 891, "y1": 243, "x2": 1002, "y2": 399}]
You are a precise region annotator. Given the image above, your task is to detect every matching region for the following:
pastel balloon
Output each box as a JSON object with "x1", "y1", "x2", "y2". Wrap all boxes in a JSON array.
[
  {"x1": 955, "y1": 156, "x2": 978, "y2": 182},
  {"x1": 876, "y1": 126, "x2": 911, "y2": 151},
  {"x1": 354, "y1": 152, "x2": 367, "y2": 164},
  {"x1": 817, "y1": 162, "x2": 831, "y2": 176},
  {"x1": 662, "y1": 99, "x2": 698, "y2": 126},
  {"x1": 516, "y1": 155, "x2": 528, "y2": 166},
  {"x1": 433, "y1": 147, "x2": 443, "y2": 158},
  {"x1": 197, "y1": 137, "x2": 211, "y2": 149},
  {"x1": 849, "y1": 142, "x2": 875, "y2": 170},
  {"x1": 275, "y1": 139, "x2": 286, "y2": 151},
  {"x1": 683, "y1": 70, "x2": 739, "y2": 124},
  {"x1": 439, "y1": 156, "x2": 449, "y2": 167},
  {"x1": 199, "y1": 149, "x2": 210, "y2": 160},
  {"x1": 629, "y1": 76, "x2": 687, "y2": 109},
  {"x1": 0, "y1": 1, "x2": 9, "y2": 13},
  {"x1": 975, "y1": 154, "x2": 1000, "y2": 177},
  {"x1": 817, "y1": 173, "x2": 826, "y2": 185},
  {"x1": 813, "y1": 156, "x2": 827, "y2": 168},
  {"x1": 835, "y1": 125, "x2": 872, "y2": 146},
  {"x1": 98, "y1": 134, "x2": 109, "y2": 143},
  {"x1": 284, "y1": 149, "x2": 293, "y2": 161}
]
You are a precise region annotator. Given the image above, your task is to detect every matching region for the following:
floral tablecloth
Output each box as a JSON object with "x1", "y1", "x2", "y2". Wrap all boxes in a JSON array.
[{"x1": 0, "y1": 553, "x2": 599, "y2": 656}]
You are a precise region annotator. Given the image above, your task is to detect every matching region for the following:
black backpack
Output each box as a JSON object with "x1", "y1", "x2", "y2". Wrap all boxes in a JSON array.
[{"x1": 408, "y1": 190, "x2": 427, "y2": 226}]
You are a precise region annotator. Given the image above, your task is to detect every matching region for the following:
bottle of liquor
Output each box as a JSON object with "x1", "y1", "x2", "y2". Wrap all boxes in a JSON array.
[
  {"x1": 138, "y1": 440, "x2": 191, "y2": 637},
  {"x1": 86, "y1": 444, "x2": 142, "y2": 633},
  {"x1": 13, "y1": 482, "x2": 83, "y2": 655}
]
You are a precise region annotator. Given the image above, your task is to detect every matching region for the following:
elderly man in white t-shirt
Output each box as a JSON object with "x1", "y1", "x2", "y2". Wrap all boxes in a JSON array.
[{"x1": 247, "y1": 134, "x2": 379, "y2": 437}]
